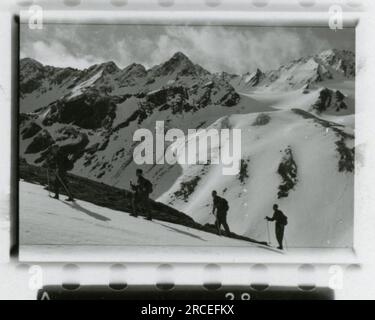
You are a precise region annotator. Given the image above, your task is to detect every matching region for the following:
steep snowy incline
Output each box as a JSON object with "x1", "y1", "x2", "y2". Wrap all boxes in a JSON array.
[
  {"x1": 19, "y1": 89, "x2": 274, "y2": 197},
  {"x1": 157, "y1": 109, "x2": 354, "y2": 248},
  {"x1": 239, "y1": 81, "x2": 354, "y2": 118},
  {"x1": 19, "y1": 181, "x2": 261, "y2": 247}
]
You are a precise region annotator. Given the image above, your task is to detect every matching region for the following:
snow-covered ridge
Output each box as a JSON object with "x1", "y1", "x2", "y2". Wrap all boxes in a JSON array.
[
  {"x1": 227, "y1": 49, "x2": 355, "y2": 92},
  {"x1": 20, "y1": 48, "x2": 355, "y2": 110}
]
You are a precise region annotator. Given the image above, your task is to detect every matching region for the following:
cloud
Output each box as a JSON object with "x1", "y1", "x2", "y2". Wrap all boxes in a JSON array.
[
  {"x1": 20, "y1": 25, "x2": 352, "y2": 74},
  {"x1": 21, "y1": 39, "x2": 100, "y2": 69},
  {"x1": 147, "y1": 26, "x2": 332, "y2": 74}
]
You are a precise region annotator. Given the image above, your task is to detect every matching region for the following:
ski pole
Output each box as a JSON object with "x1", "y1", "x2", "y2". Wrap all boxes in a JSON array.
[
  {"x1": 284, "y1": 233, "x2": 288, "y2": 250},
  {"x1": 56, "y1": 172, "x2": 75, "y2": 201},
  {"x1": 46, "y1": 168, "x2": 51, "y2": 197},
  {"x1": 266, "y1": 220, "x2": 271, "y2": 245}
]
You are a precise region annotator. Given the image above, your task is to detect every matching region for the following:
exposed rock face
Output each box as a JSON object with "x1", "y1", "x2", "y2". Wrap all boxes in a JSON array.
[
  {"x1": 42, "y1": 94, "x2": 117, "y2": 130},
  {"x1": 277, "y1": 147, "x2": 298, "y2": 199},
  {"x1": 252, "y1": 113, "x2": 271, "y2": 126},
  {"x1": 21, "y1": 121, "x2": 42, "y2": 139},
  {"x1": 20, "y1": 58, "x2": 46, "y2": 95},
  {"x1": 173, "y1": 176, "x2": 201, "y2": 202},
  {"x1": 147, "y1": 86, "x2": 187, "y2": 106},
  {"x1": 335, "y1": 139, "x2": 355, "y2": 173},
  {"x1": 311, "y1": 88, "x2": 348, "y2": 113},
  {"x1": 25, "y1": 130, "x2": 53, "y2": 154},
  {"x1": 317, "y1": 49, "x2": 355, "y2": 78},
  {"x1": 238, "y1": 158, "x2": 250, "y2": 184},
  {"x1": 246, "y1": 68, "x2": 265, "y2": 87}
]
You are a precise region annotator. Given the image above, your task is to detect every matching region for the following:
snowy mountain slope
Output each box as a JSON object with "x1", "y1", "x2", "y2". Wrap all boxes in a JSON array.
[
  {"x1": 240, "y1": 83, "x2": 354, "y2": 118},
  {"x1": 217, "y1": 49, "x2": 355, "y2": 126},
  {"x1": 19, "y1": 92, "x2": 274, "y2": 201},
  {"x1": 19, "y1": 49, "x2": 355, "y2": 248},
  {"x1": 19, "y1": 181, "x2": 264, "y2": 247},
  {"x1": 19, "y1": 52, "x2": 275, "y2": 195},
  {"x1": 228, "y1": 68, "x2": 265, "y2": 92},
  {"x1": 20, "y1": 161, "x2": 271, "y2": 246},
  {"x1": 157, "y1": 109, "x2": 354, "y2": 248}
]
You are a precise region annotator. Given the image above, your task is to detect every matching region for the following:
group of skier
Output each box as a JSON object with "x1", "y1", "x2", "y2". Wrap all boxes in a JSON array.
[
  {"x1": 45, "y1": 145, "x2": 155, "y2": 220},
  {"x1": 45, "y1": 144, "x2": 288, "y2": 250},
  {"x1": 211, "y1": 191, "x2": 287, "y2": 250}
]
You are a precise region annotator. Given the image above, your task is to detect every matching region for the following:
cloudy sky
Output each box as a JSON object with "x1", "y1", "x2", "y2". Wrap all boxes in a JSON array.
[{"x1": 20, "y1": 24, "x2": 355, "y2": 74}]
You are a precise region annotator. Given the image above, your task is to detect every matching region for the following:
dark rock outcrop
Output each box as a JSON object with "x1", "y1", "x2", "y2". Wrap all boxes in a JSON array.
[
  {"x1": 311, "y1": 88, "x2": 348, "y2": 113},
  {"x1": 25, "y1": 129, "x2": 53, "y2": 154},
  {"x1": 43, "y1": 93, "x2": 117, "y2": 129},
  {"x1": 21, "y1": 121, "x2": 42, "y2": 139},
  {"x1": 277, "y1": 147, "x2": 298, "y2": 199}
]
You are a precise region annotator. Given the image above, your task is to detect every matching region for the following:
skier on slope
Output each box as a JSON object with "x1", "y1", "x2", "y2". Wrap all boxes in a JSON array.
[
  {"x1": 211, "y1": 190, "x2": 231, "y2": 236},
  {"x1": 265, "y1": 204, "x2": 288, "y2": 250},
  {"x1": 46, "y1": 144, "x2": 74, "y2": 201},
  {"x1": 130, "y1": 169, "x2": 153, "y2": 220}
]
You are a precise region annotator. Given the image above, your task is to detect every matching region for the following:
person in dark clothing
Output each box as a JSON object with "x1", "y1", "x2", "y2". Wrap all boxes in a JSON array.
[
  {"x1": 265, "y1": 204, "x2": 287, "y2": 250},
  {"x1": 47, "y1": 145, "x2": 74, "y2": 201},
  {"x1": 130, "y1": 169, "x2": 153, "y2": 220},
  {"x1": 212, "y1": 190, "x2": 231, "y2": 236}
]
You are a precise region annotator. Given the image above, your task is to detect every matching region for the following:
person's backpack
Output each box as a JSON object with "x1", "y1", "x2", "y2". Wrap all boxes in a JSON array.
[
  {"x1": 279, "y1": 212, "x2": 288, "y2": 226},
  {"x1": 218, "y1": 196, "x2": 229, "y2": 211},
  {"x1": 144, "y1": 178, "x2": 153, "y2": 195},
  {"x1": 62, "y1": 155, "x2": 74, "y2": 171}
]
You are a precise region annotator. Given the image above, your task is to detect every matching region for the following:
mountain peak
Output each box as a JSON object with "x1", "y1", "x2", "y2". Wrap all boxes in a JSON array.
[
  {"x1": 163, "y1": 51, "x2": 195, "y2": 70},
  {"x1": 317, "y1": 48, "x2": 354, "y2": 60},
  {"x1": 116, "y1": 62, "x2": 147, "y2": 84},
  {"x1": 241, "y1": 68, "x2": 265, "y2": 87},
  {"x1": 316, "y1": 48, "x2": 355, "y2": 78},
  {"x1": 320, "y1": 48, "x2": 337, "y2": 55},
  {"x1": 98, "y1": 61, "x2": 120, "y2": 73},
  {"x1": 170, "y1": 51, "x2": 191, "y2": 62},
  {"x1": 83, "y1": 61, "x2": 120, "y2": 78},
  {"x1": 20, "y1": 57, "x2": 44, "y2": 69},
  {"x1": 150, "y1": 51, "x2": 209, "y2": 78},
  {"x1": 123, "y1": 62, "x2": 146, "y2": 72}
]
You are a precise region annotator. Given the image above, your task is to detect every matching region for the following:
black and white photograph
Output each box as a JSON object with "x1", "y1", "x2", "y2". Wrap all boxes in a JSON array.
[{"x1": 18, "y1": 23, "x2": 355, "y2": 255}]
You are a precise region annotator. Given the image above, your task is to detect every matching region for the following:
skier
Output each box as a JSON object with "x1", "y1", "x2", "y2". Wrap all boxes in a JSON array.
[
  {"x1": 46, "y1": 144, "x2": 74, "y2": 201},
  {"x1": 211, "y1": 190, "x2": 231, "y2": 236},
  {"x1": 130, "y1": 169, "x2": 153, "y2": 220},
  {"x1": 265, "y1": 204, "x2": 288, "y2": 250}
]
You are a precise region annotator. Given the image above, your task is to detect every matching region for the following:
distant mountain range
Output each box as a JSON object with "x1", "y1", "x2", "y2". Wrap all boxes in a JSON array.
[{"x1": 224, "y1": 49, "x2": 354, "y2": 92}]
